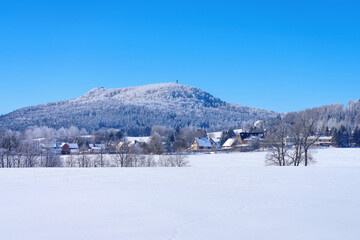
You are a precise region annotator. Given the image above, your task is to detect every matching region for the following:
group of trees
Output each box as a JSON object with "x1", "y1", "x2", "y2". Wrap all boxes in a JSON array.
[
  {"x1": 264, "y1": 111, "x2": 322, "y2": 166},
  {"x1": 147, "y1": 125, "x2": 207, "y2": 154},
  {"x1": 332, "y1": 126, "x2": 360, "y2": 148},
  {"x1": 263, "y1": 102, "x2": 360, "y2": 166},
  {"x1": 0, "y1": 124, "x2": 198, "y2": 168},
  {"x1": 0, "y1": 129, "x2": 62, "y2": 168},
  {"x1": 62, "y1": 152, "x2": 189, "y2": 168},
  {"x1": 111, "y1": 153, "x2": 188, "y2": 168}
]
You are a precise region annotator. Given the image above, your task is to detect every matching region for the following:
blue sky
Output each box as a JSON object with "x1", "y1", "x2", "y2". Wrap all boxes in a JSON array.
[{"x1": 0, "y1": 0, "x2": 359, "y2": 115}]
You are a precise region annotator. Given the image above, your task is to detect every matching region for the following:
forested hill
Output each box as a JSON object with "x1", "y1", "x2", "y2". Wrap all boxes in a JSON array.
[{"x1": 0, "y1": 83, "x2": 278, "y2": 132}]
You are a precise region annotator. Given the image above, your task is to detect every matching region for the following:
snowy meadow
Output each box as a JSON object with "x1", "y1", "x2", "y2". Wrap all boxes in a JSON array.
[{"x1": 1, "y1": 148, "x2": 360, "y2": 240}]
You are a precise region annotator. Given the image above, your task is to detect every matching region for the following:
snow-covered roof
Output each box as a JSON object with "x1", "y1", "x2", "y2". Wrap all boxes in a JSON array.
[
  {"x1": 195, "y1": 138, "x2": 212, "y2": 148},
  {"x1": 89, "y1": 143, "x2": 105, "y2": 149},
  {"x1": 69, "y1": 144, "x2": 78, "y2": 149},
  {"x1": 40, "y1": 142, "x2": 57, "y2": 148},
  {"x1": 127, "y1": 136, "x2": 150, "y2": 143},
  {"x1": 117, "y1": 141, "x2": 126, "y2": 149},
  {"x1": 314, "y1": 141, "x2": 332, "y2": 145},
  {"x1": 308, "y1": 136, "x2": 332, "y2": 141},
  {"x1": 128, "y1": 141, "x2": 140, "y2": 148},
  {"x1": 62, "y1": 143, "x2": 79, "y2": 149},
  {"x1": 222, "y1": 138, "x2": 238, "y2": 147},
  {"x1": 319, "y1": 136, "x2": 332, "y2": 140}
]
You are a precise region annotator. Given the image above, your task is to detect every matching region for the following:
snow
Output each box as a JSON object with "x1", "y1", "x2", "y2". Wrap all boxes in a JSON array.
[{"x1": 1, "y1": 148, "x2": 360, "y2": 240}]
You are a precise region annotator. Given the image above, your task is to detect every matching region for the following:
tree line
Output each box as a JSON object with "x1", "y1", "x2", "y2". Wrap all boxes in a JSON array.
[{"x1": 263, "y1": 103, "x2": 360, "y2": 166}]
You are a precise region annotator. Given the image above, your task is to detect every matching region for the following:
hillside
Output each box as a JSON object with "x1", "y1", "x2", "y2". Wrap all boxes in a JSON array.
[{"x1": 0, "y1": 83, "x2": 278, "y2": 132}]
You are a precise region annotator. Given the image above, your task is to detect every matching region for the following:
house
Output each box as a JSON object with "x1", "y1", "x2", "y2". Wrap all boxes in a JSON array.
[
  {"x1": 61, "y1": 143, "x2": 70, "y2": 154},
  {"x1": 239, "y1": 132, "x2": 264, "y2": 142},
  {"x1": 127, "y1": 141, "x2": 143, "y2": 153},
  {"x1": 222, "y1": 137, "x2": 240, "y2": 150},
  {"x1": 69, "y1": 143, "x2": 79, "y2": 153},
  {"x1": 89, "y1": 143, "x2": 106, "y2": 153},
  {"x1": 61, "y1": 143, "x2": 79, "y2": 154},
  {"x1": 222, "y1": 136, "x2": 251, "y2": 151},
  {"x1": 310, "y1": 136, "x2": 332, "y2": 147},
  {"x1": 191, "y1": 138, "x2": 212, "y2": 151},
  {"x1": 116, "y1": 140, "x2": 143, "y2": 154},
  {"x1": 37, "y1": 140, "x2": 62, "y2": 153}
]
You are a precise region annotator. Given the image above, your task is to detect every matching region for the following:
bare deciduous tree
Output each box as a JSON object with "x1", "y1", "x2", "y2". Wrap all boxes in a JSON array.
[
  {"x1": 264, "y1": 123, "x2": 291, "y2": 166},
  {"x1": 299, "y1": 112, "x2": 320, "y2": 166}
]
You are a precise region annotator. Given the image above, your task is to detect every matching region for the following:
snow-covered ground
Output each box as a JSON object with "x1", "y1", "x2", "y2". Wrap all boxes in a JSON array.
[{"x1": 1, "y1": 148, "x2": 360, "y2": 240}]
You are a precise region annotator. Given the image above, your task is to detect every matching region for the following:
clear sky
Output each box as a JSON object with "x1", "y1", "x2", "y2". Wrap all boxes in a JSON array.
[{"x1": 0, "y1": 0, "x2": 359, "y2": 115}]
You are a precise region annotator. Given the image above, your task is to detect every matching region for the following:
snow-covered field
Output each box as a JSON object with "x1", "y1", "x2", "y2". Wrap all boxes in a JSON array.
[{"x1": 1, "y1": 148, "x2": 360, "y2": 240}]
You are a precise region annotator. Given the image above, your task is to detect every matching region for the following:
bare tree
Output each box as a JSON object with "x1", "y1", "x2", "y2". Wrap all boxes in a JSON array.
[
  {"x1": 172, "y1": 155, "x2": 189, "y2": 167},
  {"x1": 0, "y1": 148, "x2": 5, "y2": 168},
  {"x1": 78, "y1": 146, "x2": 91, "y2": 167},
  {"x1": 138, "y1": 155, "x2": 157, "y2": 167},
  {"x1": 0, "y1": 130, "x2": 20, "y2": 168},
  {"x1": 65, "y1": 154, "x2": 75, "y2": 167},
  {"x1": 21, "y1": 140, "x2": 39, "y2": 167},
  {"x1": 113, "y1": 144, "x2": 135, "y2": 167},
  {"x1": 158, "y1": 155, "x2": 171, "y2": 167},
  {"x1": 281, "y1": 110, "x2": 321, "y2": 166},
  {"x1": 41, "y1": 148, "x2": 62, "y2": 167},
  {"x1": 158, "y1": 155, "x2": 189, "y2": 167},
  {"x1": 264, "y1": 123, "x2": 291, "y2": 166},
  {"x1": 287, "y1": 120, "x2": 304, "y2": 166},
  {"x1": 297, "y1": 111, "x2": 321, "y2": 166}
]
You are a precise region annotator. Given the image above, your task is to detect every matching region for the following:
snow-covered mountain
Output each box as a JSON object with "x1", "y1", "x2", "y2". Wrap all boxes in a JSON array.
[{"x1": 0, "y1": 83, "x2": 278, "y2": 132}]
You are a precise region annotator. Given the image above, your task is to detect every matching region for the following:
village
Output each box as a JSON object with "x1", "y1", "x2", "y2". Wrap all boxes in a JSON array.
[{"x1": 39, "y1": 128, "x2": 333, "y2": 156}]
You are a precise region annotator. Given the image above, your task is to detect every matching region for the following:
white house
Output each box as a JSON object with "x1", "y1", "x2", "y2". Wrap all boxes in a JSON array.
[{"x1": 89, "y1": 144, "x2": 106, "y2": 153}]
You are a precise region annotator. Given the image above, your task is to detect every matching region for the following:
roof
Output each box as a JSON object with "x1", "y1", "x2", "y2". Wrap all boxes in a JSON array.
[
  {"x1": 194, "y1": 138, "x2": 212, "y2": 148},
  {"x1": 61, "y1": 143, "x2": 79, "y2": 149},
  {"x1": 61, "y1": 143, "x2": 69, "y2": 147},
  {"x1": 117, "y1": 141, "x2": 126, "y2": 149},
  {"x1": 222, "y1": 138, "x2": 238, "y2": 147},
  {"x1": 319, "y1": 136, "x2": 332, "y2": 140},
  {"x1": 69, "y1": 144, "x2": 78, "y2": 149},
  {"x1": 127, "y1": 136, "x2": 150, "y2": 143},
  {"x1": 40, "y1": 142, "x2": 57, "y2": 148},
  {"x1": 308, "y1": 136, "x2": 332, "y2": 141},
  {"x1": 128, "y1": 141, "x2": 140, "y2": 148},
  {"x1": 89, "y1": 144, "x2": 105, "y2": 149}
]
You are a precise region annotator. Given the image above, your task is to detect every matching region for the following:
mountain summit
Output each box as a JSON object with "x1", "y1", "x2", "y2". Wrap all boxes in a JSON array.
[
  {"x1": 0, "y1": 83, "x2": 277, "y2": 132},
  {"x1": 76, "y1": 83, "x2": 226, "y2": 108}
]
